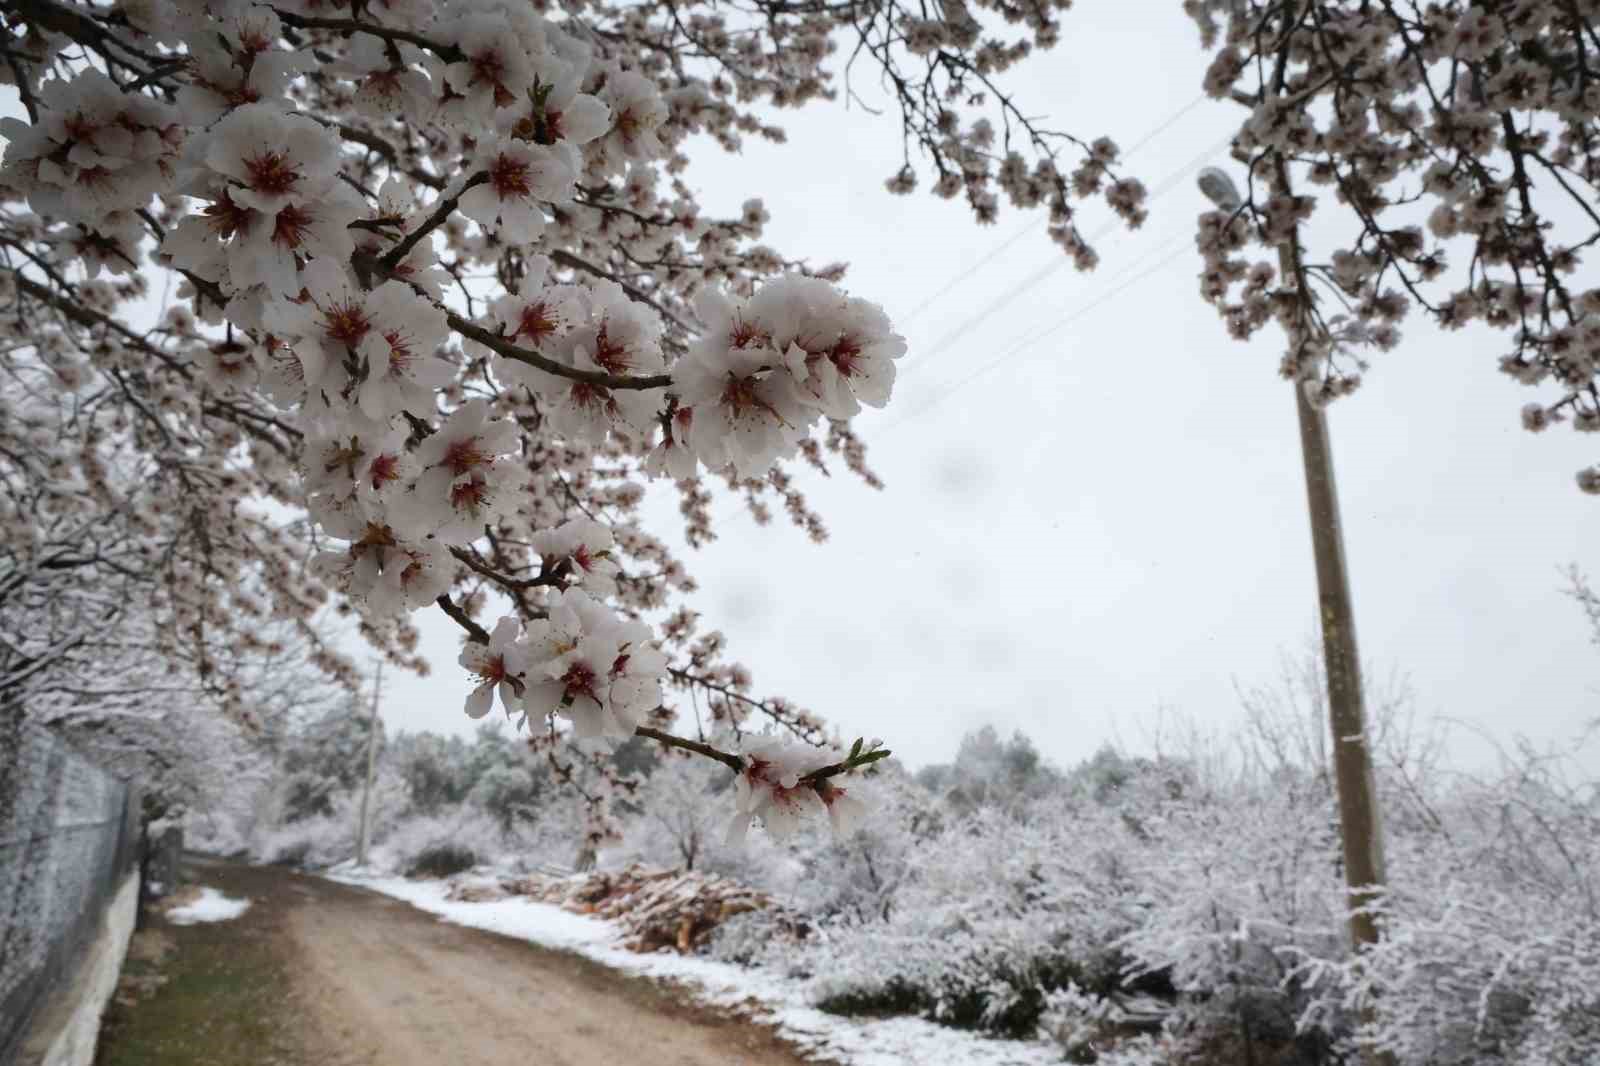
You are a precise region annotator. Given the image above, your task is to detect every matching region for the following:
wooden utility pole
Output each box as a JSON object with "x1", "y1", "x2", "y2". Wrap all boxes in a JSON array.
[
  {"x1": 356, "y1": 658, "x2": 383, "y2": 867},
  {"x1": 1277, "y1": 237, "x2": 1393, "y2": 1066},
  {"x1": 1285, "y1": 299, "x2": 1390, "y2": 950},
  {"x1": 1202, "y1": 164, "x2": 1390, "y2": 956}
]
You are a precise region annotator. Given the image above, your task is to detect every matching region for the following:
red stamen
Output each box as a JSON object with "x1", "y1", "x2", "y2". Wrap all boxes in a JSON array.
[
  {"x1": 591, "y1": 323, "x2": 631, "y2": 373},
  {"x1": 322, "y1": 299, "x2": 370, "y2": 347},
  {"x1": 242, "y1": 150, "x2": 301, "y2": 196},
  {"x1": 203, "y1": 191, "x2": 255, "y2": 239},
  {"x1": 272, "y1": 203, "x2": 313, "y2": 249},
  {"x1": 513, "y1": 302, "x2": 558, "y2": 343},
  {"x1": 442, "y1": 438, "x2": 490, "y2": 475},
  {"x1": 368, "y1": 453, "x2": 402, "y2": 491},
  {"x1": 450, "y1": 477, "x2": 490, "y2": 511},
  {"x1": 489, "y1": 153, "x2": 533, "y2": 198},
  {"x1": 560, "y1": 661, "x2": 599, "y2": 702}
]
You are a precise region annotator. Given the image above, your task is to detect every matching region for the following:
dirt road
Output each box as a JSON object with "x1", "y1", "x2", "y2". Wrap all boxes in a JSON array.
[{"x1": 99, "y1": 860, "x2": 827, "y2": 1066}]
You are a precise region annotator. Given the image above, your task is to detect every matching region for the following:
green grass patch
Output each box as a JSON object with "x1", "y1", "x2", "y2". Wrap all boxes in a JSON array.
[{"x1": 97, "y1": 878, "x2": 305, "y2": 1066}]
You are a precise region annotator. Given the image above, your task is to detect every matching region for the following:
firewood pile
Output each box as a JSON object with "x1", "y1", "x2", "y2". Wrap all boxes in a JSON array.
[
  {"x1": 444, "y1": 863, "x2": 809, "y2": 954},
  {"x1": 443, "y1": 880, "x2": 508, "y2": 903}
]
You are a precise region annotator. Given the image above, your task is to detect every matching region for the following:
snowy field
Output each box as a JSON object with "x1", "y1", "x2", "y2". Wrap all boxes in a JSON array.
[{"x1": 329, "y1": 869, "x2": 1062, "y2": 1066}]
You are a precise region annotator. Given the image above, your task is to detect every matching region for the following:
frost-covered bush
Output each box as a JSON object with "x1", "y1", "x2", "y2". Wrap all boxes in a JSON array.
[
  {"x1": 611, "y1": 752, "x2": 730, "y2": 873},
  {"x1": 1116, "y1": 769, "x2": 1349, "y2": 1058},
  {"x1": 254, "y1": 809, "x2": 355, "y2": 868},
  {"x1": 407, "y1": 842, "x2": 480, "y2": 879},
  {"x1": 372, "y1": 808, "x2": 502, "y2": 874},
  {"x1": 695, "y1": 706, "x2": 1600, "y2": 1066},
  {"x1": 1331, "y1": 739, "x2": 1600, "y2": 1066},
  {"x1": 1104, "y1": 717, "x2": 1600, "y2": 1066},
  {"x1": 390, "y1": 732, "x2": 476, "y2": 815},
  {"x1": 802, "y1": 801, "x2": 1148, "y2": 1037},
  {"x1": 706, "y1": 909, "x2": 810, "y2": 969},
  {"x1": 1037, "y1": 984, "x2": 1177, "y2": 1065}
]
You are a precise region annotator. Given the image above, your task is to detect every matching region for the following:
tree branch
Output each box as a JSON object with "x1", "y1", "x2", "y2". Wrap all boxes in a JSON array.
[
  {"x1": 336, "y1": 123, "x2": 446, "y2": 189},
  {"x1": 435, "y1": 593, "x2": 489, "y2": 644},
  {"x1": 382, "y1": 172, "x2": 487, "y2": 272},
  {"x1": 273, "y1": 8, "x2": 465, "y2": 62},
  {"x1": 445, "y1": 312, "x2": 675, "y2": 391},
  {"x1": 633, "y1": 725, "x2": 743, "y2": 772}
]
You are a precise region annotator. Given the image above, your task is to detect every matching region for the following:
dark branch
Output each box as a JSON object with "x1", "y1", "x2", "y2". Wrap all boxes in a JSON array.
[
  {"x1": 435, "y1": 593, "x2": 489, "y2": 644},
  {"x1": 445, "y1": 312, "x2": 675, "y2": 391}
]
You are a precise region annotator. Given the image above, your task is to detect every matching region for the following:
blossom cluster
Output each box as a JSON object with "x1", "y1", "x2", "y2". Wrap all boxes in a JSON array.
[
  {"x1": 0, "y1": 0, "x2": 948, "y2": 842},
  {"x1": 460, "y1": 589, "x2": 667, "y2": 741},
  {"x1": 727, "y1": 737, "x2": 873, "y2": 843}
]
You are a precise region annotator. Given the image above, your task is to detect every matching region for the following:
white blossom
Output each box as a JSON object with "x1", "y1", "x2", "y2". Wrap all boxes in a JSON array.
[
  {"x1": 459, "y1": 142, "x2": 575, "y2": 244},
  {"x1": 400, "y1": 398, "x2": 521, "y2": 543},
  {"x1": 460, "y1": 616, "x2": 528, "y2": 719},
  {"x1": 725, "y1": 737, "x2": 840, "y2": 843},
  {"x1": 0, "y1": 71, "x2": 180, "y2": 223},
  {"x1": 531, "y1": 517, "x2": 619, "y2": 597},
  {"x1": 521, "y1": 588, "x2": 665, "y2": 740}
]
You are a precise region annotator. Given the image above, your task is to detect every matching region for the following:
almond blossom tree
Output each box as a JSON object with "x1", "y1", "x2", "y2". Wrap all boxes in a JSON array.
[
  {"x1": 1, "y1": 0, "x2": 1140, "y2": 842},
  {"x1": 1183, "y1": 1, "x2": 1600, "y2": 487}
]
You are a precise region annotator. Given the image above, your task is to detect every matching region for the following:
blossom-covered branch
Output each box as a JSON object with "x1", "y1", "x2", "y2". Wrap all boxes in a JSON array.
[
  {"x1": 10, "y1": 0, "x2": 1092, "y2": 842},
  {"x1": 1187, "y1": 0, "x2": 1600, "y2": 490}
]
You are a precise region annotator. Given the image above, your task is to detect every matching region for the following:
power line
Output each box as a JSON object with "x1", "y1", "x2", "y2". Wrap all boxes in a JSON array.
[
  {"x1": 907, "y1": 133, "x2": 1230, "y2": 374},
  {"x1": 875, "y1": 235, "x2": 1193, "y2": 436},
  {"x1": 707, "y1": 103, "x2": 1226, "y2": 526},
  {"x1": 899, "y1": 95, "x2": 1209, "y2": 325},
  {"x1": 702, "y1": 235, "x2": 1193, "y2": 531},
  {"x1": 901, "y1": 226, "x2": 1035, "y2": 323},
  {"x1": 995, "y1": 237, "x2": 1192, "y2": 369},
  {"x1": 1120, "y1": 94, "x2": 1211, "y2": 157}
]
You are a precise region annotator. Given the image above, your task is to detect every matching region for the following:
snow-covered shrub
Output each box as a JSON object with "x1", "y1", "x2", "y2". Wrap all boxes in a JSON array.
[
  {"x1": 371, "y1": 806, "x2": 522, "y2": 875},
  {"x1": 1100, "y1": 706, "x2": 1600, "y2": 1066},
  {"x1": 1329, "y1": 737, "x2": 1600, "y2": 1066},
  {"x1": 254, "y1": 809, "x2": 357, "y2": 868},
  {"x1": 707, "y1": 909, "x2": 809, "y2": 969},
  {"x1": 1038, "y1": 983, "x2": 1111, "y2": 1060},
  {"x1": 804, "y1": 800, "x2": 1147, "y2": 1037},
  {"x1": 250, "y1": 762, "x2": 411, "y2": 868},
  {"x1": 612, "y1": 752, "x2": 731, "y2": 873},
  {"x1": 408, "y1": 842, "x2": 480, "y2": 878},
  {"x1": 1115, "y1": 768, "x2": 1348, "y2": 1059},
  {"x1": 390, "y1": 731, "x2": 476, "y2": 815},
  {"x1": 276, "y1": 700, "x2": 386, "y2": 822}
]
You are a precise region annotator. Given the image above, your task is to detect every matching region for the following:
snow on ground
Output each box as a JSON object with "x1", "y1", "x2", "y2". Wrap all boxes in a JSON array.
[
  {"x1": 328, "y1": 869, "x2": 1061, "y2": 1066},
  {"x1": 167, "y1": 886, "x2": 252, "y2": 925}
]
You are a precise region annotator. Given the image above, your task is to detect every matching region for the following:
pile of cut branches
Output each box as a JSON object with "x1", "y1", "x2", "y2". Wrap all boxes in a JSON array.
[{"x1": 446, "y1": 864, "x2": 808, "y2": 953}]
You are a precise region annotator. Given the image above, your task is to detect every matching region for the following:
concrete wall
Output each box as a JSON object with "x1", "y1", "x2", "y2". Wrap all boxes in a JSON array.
[{"x1": 18, "y1": 873, "x2": 140, "y2": 1066}]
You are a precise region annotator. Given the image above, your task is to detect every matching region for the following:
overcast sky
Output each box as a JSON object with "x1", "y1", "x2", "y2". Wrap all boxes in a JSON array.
[{"x1": 11, "y1": 6, "x2": 1595, "y2": 773}]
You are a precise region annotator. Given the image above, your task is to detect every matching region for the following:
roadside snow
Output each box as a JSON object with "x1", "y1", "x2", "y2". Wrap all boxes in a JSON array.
[
  {"x1": 167, "y1": 886, "x2": 252, "y2": 925},
  {"x1": 328, "y1": 870, "x2": 1061, "y2": 1066}
]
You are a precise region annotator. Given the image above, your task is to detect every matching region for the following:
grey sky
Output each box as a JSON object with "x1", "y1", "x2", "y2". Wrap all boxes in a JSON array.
[{"x1": 378, "y1": 5, "x2": 1599, "y2": 772}]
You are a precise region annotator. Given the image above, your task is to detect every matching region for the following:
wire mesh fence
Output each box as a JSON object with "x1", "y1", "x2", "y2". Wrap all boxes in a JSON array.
[{"x1": 0, "y1": 721, "x2": 140, "y2": 1064}]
